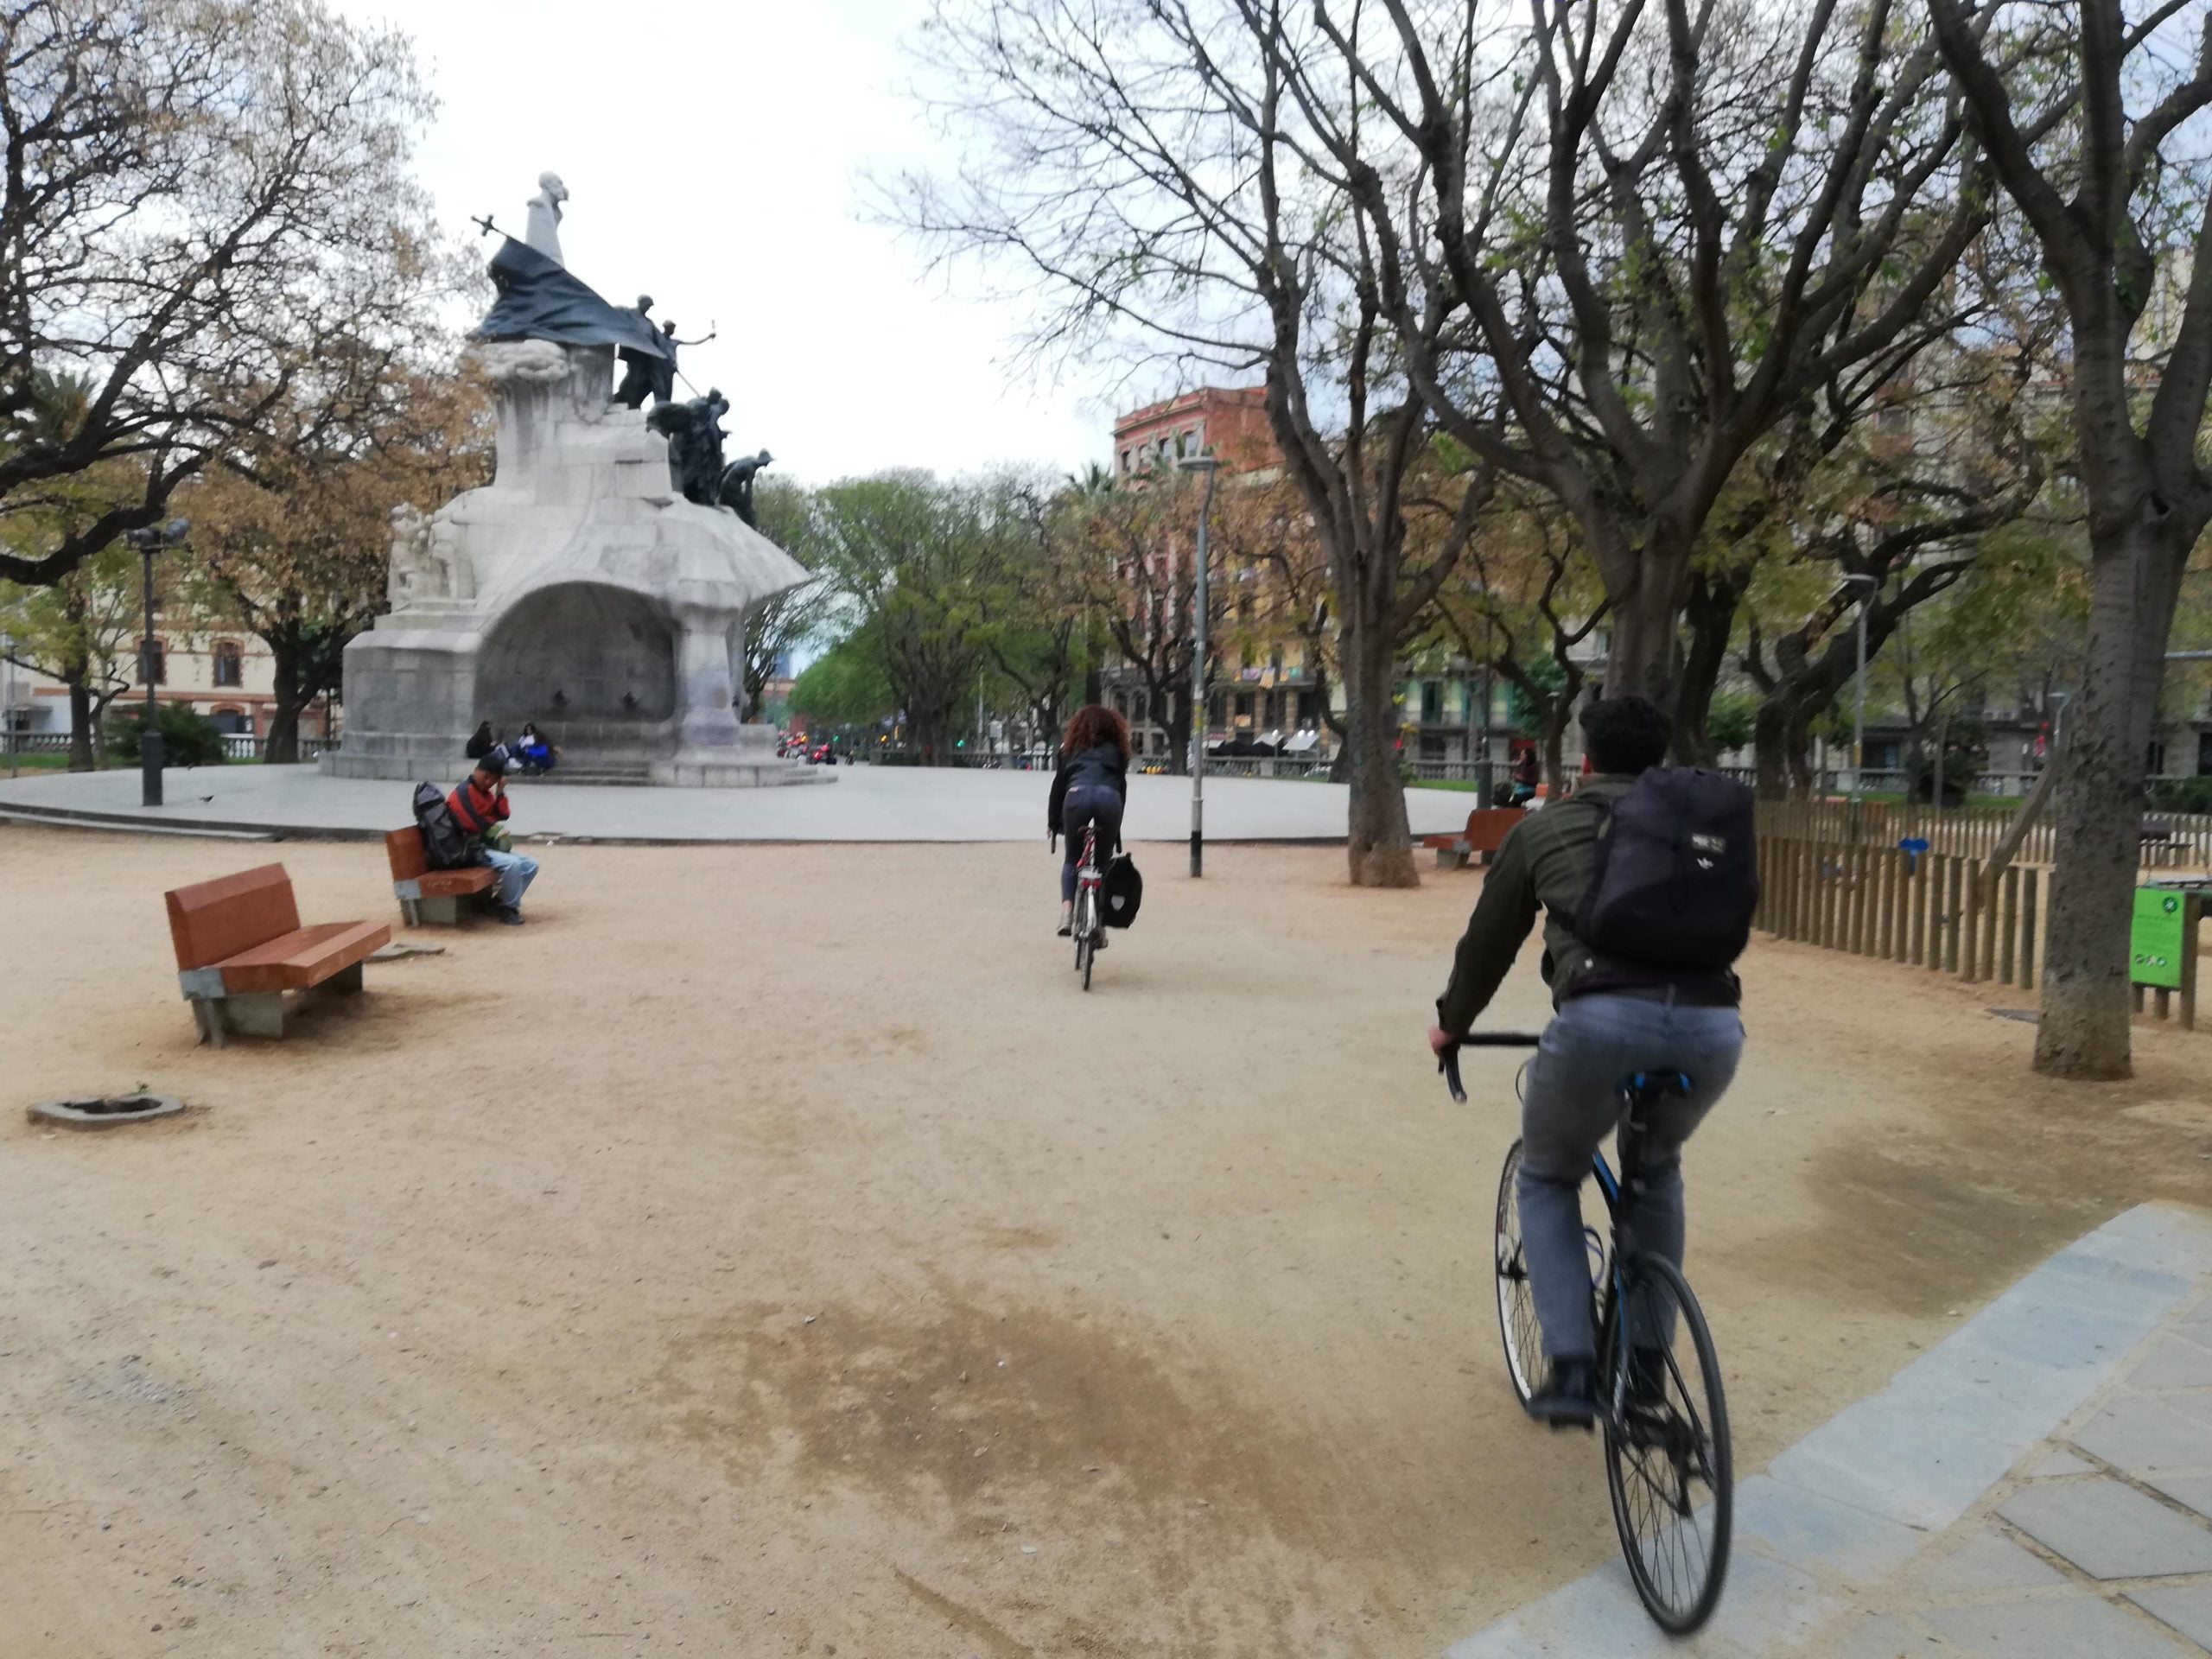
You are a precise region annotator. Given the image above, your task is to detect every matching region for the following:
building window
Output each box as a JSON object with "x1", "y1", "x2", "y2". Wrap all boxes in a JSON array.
[
  {"x1": 139, "y1": 637, "x2": 165, "y2": 686},
  {"x1": 213, "y1": 640, "x2": 244, "y2": 688},
  {"x1": 1421, "y1": 680, "x2": 1442, "y2": 723}
]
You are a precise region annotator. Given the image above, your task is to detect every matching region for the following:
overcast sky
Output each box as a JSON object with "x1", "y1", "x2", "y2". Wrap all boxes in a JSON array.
[{"x1": 337, "y1": 0, "x2": 1128, "y2": 487}]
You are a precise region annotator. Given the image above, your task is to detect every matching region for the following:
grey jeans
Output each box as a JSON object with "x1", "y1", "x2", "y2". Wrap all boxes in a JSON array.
[{"x1": 1516, "y1": 992, "x2": 1745, "y2": 1361}]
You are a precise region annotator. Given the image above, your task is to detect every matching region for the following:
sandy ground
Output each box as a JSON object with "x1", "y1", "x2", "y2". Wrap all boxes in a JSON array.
[{"x1": 1, "y1": 823, "x2": 2208, "y2": 1659}]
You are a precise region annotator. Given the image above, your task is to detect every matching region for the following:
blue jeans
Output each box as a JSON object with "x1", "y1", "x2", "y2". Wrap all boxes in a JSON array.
[
  {"x1": 481, "y1": 848, "x2": 539, "y2": 912},
  {"x1": 1060, "y1": 785, "x2": 1123, "y2": 902},
  {"x1": 1516, "y1": 993, "x2": 1745, "y2": 1360}
]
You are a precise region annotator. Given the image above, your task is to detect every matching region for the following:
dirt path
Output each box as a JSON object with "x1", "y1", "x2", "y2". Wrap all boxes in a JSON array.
[{"x1": 0, "y1": 823, "x2": 2205, "y2": 1657}]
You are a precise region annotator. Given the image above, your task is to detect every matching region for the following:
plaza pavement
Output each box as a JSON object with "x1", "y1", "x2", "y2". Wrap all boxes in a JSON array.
[
  {"x1": 1452, "y1": 1202, "x2": 2212, "y2": 1658},
  {"x1": 0, "y1": 758, "x2": 1484, "y2": 842}
]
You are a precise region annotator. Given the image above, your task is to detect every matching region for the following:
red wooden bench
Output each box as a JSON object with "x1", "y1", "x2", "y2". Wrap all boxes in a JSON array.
[
  {"x1": 384, "y1": 828, "x2": 499, "y2": 925},
  {"x1": 1422, "y1": 806, "x2": 1526, "y2": 869},
  {"x1": 165, "y1": 865, "x2": 390, "y2": 1046}
]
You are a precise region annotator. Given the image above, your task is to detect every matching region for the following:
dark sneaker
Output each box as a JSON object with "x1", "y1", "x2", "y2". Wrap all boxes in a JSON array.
[
  {"x1": 496, "y1": 906, "x2": 524, "y2": 926},
  {"x1": 1526, "y1": 1357, "x2": 1597, "y2": 1430}
]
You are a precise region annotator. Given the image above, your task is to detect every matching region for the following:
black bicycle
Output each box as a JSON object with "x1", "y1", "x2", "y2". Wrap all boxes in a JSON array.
[{"x1": 1441, "y1": 1033, "x2": 1733, "y2": 1634}]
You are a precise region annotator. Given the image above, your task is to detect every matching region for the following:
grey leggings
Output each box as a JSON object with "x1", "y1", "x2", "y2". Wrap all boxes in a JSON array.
[{"x1": 1516, "y1": 993, "x2": 1745, "y2": 1360}]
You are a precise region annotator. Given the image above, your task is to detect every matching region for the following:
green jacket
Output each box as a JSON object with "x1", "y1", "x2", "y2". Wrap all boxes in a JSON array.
[{"x1": 1437, "y1": 775, "x2": 1730, "y2": 1033}]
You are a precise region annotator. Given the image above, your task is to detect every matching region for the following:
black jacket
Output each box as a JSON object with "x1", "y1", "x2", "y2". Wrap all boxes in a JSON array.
[{"x1": 1047, "y1": 741, "x2": 1128, "y2": 833}]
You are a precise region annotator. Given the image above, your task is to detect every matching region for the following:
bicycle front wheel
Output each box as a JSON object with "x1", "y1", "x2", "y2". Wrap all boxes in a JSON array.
[
  {"x1": 1601, "y1": 1252, "x2": 1732, "y2": 1635},
  {"x1": 1493, "y1": 1140, "x2": 1541, "y2": 1407}
]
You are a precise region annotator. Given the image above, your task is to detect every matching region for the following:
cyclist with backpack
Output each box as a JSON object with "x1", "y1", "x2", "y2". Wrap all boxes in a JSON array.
[
  {"x1": 1429, "y1": 696, "x2": 1754, "y2": 1427},
  {"x1": 1046, "y1": 705, "x2": 1131, "y2": 938}
]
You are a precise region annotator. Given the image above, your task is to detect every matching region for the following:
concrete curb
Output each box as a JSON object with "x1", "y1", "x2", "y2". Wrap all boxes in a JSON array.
[{"x1": 1448, "y1": 1203, "x2": 2212, "y2": 1657}]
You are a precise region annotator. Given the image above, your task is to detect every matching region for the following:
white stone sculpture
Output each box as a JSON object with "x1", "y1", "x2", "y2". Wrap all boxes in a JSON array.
[
  {"x1": 332, "y1": 338, "x2": 817, "y2": 787},
  {"x1": 524, "y1": 171, "x2": 568, "y2": 265},
  {"x1": 385, "y1": 504, "x2": 434, "y2": 607}
]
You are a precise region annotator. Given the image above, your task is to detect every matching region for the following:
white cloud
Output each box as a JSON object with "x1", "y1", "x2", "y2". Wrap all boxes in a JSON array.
[{"x1": 338, "y1": 0, "x2": 1122, "y2": 485}]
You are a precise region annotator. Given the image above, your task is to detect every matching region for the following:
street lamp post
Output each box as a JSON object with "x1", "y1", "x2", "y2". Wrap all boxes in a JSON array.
[
  {"x1": 1179, "y1": 454, "x2": 1221, "y2": 878},
  {"x1": 125, "y1": 519, "x2": 189, "y2": 807}
]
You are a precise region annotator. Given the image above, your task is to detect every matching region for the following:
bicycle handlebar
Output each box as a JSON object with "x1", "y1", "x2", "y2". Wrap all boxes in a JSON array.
[{"x1": 1436, "y1": 1031, "x2": 1543, "y2": 1105}]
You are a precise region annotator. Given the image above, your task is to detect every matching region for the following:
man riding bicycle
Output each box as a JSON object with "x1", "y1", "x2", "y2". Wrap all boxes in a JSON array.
[{"x1": 1429, "y1": 696, "x2": 1746, "y2": 1427}]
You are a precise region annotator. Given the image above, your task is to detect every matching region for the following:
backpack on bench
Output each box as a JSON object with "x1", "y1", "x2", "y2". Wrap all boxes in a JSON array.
[
  {"x1": 412, "y1": 781, "x2": 480, "y2": 871},
  {"x1": 1577, "y1": 768, "x2": 1758, "y2": 970}
]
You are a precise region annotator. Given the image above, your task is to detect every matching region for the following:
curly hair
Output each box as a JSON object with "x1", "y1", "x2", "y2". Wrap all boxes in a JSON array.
[{"x1": 1062, "y1": 703, "x2": 1132, "y2": 760}]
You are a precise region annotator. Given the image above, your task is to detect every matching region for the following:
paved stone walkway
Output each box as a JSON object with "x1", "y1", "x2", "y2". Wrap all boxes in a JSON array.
[
  {"x1": 0, "y1": 760, "x2": 1484, "y2": 843},
  {"x1": 1451, "y1": 1204, "x2": 2212, "y2": 1657}
]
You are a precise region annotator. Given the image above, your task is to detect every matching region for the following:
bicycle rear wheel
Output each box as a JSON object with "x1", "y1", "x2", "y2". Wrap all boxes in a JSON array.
[
  {"x1": 1600, "y1": 1252, "x2": 1732, "y2": 1634},
  {"x1": 1493, "y1": 1141, "x2": 1541, "y2": 1407}
]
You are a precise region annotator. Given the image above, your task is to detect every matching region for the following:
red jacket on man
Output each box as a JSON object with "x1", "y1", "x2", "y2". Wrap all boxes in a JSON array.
[{"x1": 448, "y1": 775, "x2": 510, "y2": 838}]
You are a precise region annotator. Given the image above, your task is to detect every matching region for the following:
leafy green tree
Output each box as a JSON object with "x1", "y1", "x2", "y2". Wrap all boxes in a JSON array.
[
  {"x1": 800, "y1": 471, "x2": 1019, "y2": 764},
  {"x1": 790, "y1": 628, "x2": 895, "y2": 728}
]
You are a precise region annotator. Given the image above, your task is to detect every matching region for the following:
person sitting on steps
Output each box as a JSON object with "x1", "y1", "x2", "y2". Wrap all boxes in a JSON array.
[
  {"x1": 448, "y1": 748, "x2": 540, "y2": 926},
  {"x1": 1429, "y1": 696, "x2": 1746, "y2": 1427},
  {"x1": 513, "y1": 721, "x2": 560, "y2": 774},
  {"x1": 1046, "y1": 704, "x2": 1131, "y2": 941}
]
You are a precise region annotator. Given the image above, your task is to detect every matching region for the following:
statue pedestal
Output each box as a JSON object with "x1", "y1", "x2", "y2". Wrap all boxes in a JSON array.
[{"x1": 326, "y1": 341, "x2": 823, "y2": 790}]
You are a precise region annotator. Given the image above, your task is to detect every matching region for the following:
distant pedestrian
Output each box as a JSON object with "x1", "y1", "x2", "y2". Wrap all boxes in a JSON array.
[{"x1": 466, "y1": 721, "x2": 497, "y2": 761}]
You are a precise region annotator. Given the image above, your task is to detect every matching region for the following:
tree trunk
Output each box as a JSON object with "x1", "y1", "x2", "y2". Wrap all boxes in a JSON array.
[
  {"x1": 1672, "y1": 572, "x2": 1741, "y2": 766},
  {"x1": 1342, "y1": 625, "x2": 1416, "y2": 887},
  {"x1": 67, "y1": 676, "x2": 95, "y2": 771},
  {"x1": 1604, "y1": 545, "x2": 1691, "y2": 702},
  {"x1": 2033, "y1": 525, "x2": 2178, "y2": 1079},
  {"x1": 1165, "y1": 682, "x2": 1192, "y2": 778},
  {"x1": 1751, "y1": 701, "x2": 1793, "y2": 801},
  {"x1": 264, "y1": 633, "x2": 304, "y2": 765}
]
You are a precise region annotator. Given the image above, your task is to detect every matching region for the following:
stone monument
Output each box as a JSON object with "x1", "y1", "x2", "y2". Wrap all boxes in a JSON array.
[{"x1": 324, "y1": 179, "x2": 820, "y2": 788}]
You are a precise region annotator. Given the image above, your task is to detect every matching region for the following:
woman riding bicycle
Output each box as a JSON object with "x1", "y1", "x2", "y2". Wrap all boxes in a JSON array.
[{"x1": 1046, "y1": 704, "x2": 1130, "y2": 938}]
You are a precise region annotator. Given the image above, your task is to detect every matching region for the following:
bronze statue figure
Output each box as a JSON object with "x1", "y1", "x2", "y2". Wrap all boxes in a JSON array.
[
  {"x1": 719, "y1": 448, "x2": 774, "y2": 529},
  {"x1": 645, "y1": 389, "x2": 732, "y2": 505}
]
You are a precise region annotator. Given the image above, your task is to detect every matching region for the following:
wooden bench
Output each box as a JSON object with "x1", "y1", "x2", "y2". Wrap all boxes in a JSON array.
[
  {"x1": 1423, "y1": 806, "x2": 1526, "y2": 869},
  {"x1": 385, "y1": 827, "x2": 499, "y2": 925},
  {"x1": 165, "y1": 865, "x2": 390, "y2": 1046}
]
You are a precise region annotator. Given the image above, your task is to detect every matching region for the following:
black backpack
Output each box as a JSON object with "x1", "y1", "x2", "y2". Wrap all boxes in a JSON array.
[
  {"x1": 1576, "y1": 768, "x2": 1758, "y2": 970},
  {"x1": 1101, "y1": 853, "x2": 1144, "y2": 929},
  {"x1": 411, "y1": 781, "x2": 479, "y2": 871}
]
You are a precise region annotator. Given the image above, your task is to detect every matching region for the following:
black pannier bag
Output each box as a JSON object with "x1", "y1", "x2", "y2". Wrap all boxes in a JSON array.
[
  {"x1": 1576, "y1": 768, "x2": 1758, "y2": 970},
  {"x1": 412, "y1": 780, "x2": 479, "y2": 871},
  {"x1": 1101, "y1": 853, "x2": 1144, "y2": 929}
]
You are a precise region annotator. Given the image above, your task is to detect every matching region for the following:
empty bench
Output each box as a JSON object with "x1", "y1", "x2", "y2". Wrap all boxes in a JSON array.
[
  {"x1": 165, "y1": 865, "x2": 390, "y2": 1046},
  {"x1": 385, "y1": 827, "x2": 498, "y2": 925},
  {"x1": 1423, "y1": 805, "x2": 1526, "y2": 869}
]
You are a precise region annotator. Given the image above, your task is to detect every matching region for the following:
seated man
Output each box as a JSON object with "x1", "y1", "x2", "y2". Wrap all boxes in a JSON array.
[{"x1": 448, "y1": 749, "x2": 539, "y2": 926}]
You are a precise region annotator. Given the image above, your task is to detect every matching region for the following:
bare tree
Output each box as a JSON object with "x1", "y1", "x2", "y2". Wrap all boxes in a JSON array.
[
  {"x1": 1929, "y1": 0, "x2": 2212, "y2": 1077},
  {"x1": 1302, "y1": 0, "x2": 2002, "y2": 744},
  {"x1": 0, "y1": 1, "x2": 439, "y2": 588},
  {"x1": 893, "y1": 1, "x2": 1483, "y2": 885}
]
